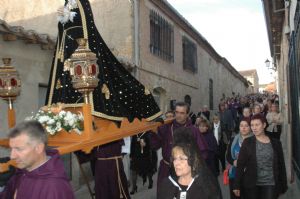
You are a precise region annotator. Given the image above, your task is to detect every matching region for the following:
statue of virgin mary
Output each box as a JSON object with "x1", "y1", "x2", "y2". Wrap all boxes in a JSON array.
[{"x1": 46, "y1": 0, "x2": 161, "y2": 122}]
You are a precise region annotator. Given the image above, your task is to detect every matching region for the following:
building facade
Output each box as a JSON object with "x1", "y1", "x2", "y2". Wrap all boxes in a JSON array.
[
  {"x1": 239, "y1": 69, "x2": 259, "y2": 93},
  {"x1": 263, "y1": 0, "x2": 300, "y2": 197}
]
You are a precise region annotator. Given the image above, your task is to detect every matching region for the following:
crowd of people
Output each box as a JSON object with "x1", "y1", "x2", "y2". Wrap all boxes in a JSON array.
[
  {"x1": 0, "y1": 93, "x2": 288, "y2": 199},
  {"x1": 0, "y1": 0, "x2": 288, "y2": 198}
]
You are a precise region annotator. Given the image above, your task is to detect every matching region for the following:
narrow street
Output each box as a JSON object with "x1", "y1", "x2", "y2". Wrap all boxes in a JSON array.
[
  {"x1": 75, "y1": 170, "x2": 299, "y2": 199},
  {"x1": 75, "y1": 167, "x2": 230, "y2": 199},
  {"x1": 75, "y1": 144, "x2": 299, "y2": 199}
]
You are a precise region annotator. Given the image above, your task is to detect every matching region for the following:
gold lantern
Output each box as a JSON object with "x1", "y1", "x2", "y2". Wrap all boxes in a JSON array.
[
  {"x1": 65, "y1": 38, "x2": 99, "y2": 104},
  {"x1": 0, "y1": 58, "x2": 21, "y2": 109}
]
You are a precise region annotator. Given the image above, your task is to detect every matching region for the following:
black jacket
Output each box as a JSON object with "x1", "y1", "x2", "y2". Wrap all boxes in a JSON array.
[
  {"x1": 233, "y1": 136, "x2": 287, "y2": 196},
  {"x1": 158, "y1": 174, "x2": 222, "y2": 199}
]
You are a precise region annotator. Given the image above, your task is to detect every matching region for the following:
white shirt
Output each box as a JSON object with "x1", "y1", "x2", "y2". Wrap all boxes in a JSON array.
[
  {"x1": 213, "y1": 122, "x2": 220, "y2": 144},
  {"x1": 121, "y1": 136, "x2": 131, "y2": 154}
]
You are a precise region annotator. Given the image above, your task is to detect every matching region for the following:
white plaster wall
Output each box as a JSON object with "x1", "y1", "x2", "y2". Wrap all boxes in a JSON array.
[
  {"x1": 0, "y1": 0, "x2": 134, "y2": 62},
  {"x1": 0, "y1": 0, "x2": 62, "y2": 37}
]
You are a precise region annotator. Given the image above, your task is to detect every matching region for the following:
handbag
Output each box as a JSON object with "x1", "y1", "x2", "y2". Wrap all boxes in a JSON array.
[{"x1": 223, "y1": 167, "x2": 229, "y2": 185}]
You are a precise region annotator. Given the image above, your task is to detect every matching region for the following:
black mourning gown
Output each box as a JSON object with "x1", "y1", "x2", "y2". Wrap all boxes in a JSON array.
[{"x1": 46, "y1": 0, "x2": 161, "y2": 122}]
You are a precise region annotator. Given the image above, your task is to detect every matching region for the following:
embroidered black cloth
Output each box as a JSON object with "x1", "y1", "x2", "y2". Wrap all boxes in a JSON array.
[{"x1": 46, "y1": 0, "x2": 161, "y2": 122}]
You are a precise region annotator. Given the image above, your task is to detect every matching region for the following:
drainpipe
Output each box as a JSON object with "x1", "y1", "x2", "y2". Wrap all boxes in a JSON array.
[{"x1": 133, "y1": 0, "x2": 140, "y2": 80}]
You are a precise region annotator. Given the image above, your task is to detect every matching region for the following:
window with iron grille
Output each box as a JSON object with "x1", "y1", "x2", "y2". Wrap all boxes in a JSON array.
[
  {"x1": 182, "y1": 36, "x2": 198, "y2": 73},
  {"x1": 149, "y1": 10, "x2": 174, "y2": 62}
]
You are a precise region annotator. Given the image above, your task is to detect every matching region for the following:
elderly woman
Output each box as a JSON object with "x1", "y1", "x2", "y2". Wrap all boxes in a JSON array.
[
  {"x1": 226, "y1": 118, "x2": 252, "y2": 199},
  {"x1": 266, "y1": 103, "x2": 282, "y2": 139},
  {"x1": 157, "y1": 127, "x2": 222, "y2": 199},
  {"x1": 233, "y1": 114, "x2": 287, "y2": 199}
]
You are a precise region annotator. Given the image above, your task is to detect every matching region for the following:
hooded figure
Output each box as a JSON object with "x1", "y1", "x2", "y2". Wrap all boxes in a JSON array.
[{"x1": 46, "y1": 0, "x2": 161, "y2": 122}]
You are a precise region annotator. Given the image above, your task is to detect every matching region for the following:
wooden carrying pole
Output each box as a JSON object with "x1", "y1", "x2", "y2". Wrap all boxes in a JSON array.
[
  {"x1": 7, "y1": 108, "x2": 16, "y2": 128},
  {"x1": 0, "y1": 104, "x2": 168, "y2": 173}
]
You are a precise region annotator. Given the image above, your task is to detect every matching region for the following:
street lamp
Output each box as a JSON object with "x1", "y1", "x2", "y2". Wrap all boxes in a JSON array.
[{"x1": 265, "y1": 59, "x2": 277, "y2": 71}]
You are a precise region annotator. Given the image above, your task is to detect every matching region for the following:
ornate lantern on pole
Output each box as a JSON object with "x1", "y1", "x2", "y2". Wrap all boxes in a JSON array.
[
  {"x1": 65, "y1": 38, "x2": 99, "y2": 104},
  {"x1": 0, "y1": 58, "x2": 21, "y2": 127}
]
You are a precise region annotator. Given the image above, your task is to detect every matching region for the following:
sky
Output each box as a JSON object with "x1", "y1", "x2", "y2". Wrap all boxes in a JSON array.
[{"x1": 167, "y1": 0, "x2": 274, "y2": 84}]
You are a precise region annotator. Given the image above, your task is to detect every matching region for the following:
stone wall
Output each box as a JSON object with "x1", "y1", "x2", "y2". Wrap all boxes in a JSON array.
[{"x1": 139, "y1": 0, "x2": 248, "y2": 113}]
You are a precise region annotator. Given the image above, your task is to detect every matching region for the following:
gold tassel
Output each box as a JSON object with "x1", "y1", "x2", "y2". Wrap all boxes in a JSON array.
[
  {"x1": 101, "y1": 84, "x2": 110, "y2": 99},
  {"x1": 144, "y1": 87, "x2": 150, "y2": 95},
  {"x1": 64, "y1": 59, "x2": 71, "y2": 72},
  {"x1": 56, "y1": 79, "x2": 62, "y2": 89}
]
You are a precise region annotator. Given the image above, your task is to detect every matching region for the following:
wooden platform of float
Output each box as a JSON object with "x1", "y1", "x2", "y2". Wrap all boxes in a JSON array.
[{"x1": 0, "y1": 104, "x2": 168, "y2": 172}]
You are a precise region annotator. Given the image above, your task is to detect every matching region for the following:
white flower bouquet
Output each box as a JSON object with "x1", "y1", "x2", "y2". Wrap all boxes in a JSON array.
[{"x1": 26, "y1": 103, "x2": 84, "y2": 135}]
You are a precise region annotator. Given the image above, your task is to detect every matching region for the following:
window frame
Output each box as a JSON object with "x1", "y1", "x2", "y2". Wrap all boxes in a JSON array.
[
  {"x1": 182, "y1": 36, "x2": 198, "y2": 73},
  {"x1": 149, "y1": 10, "x2": 174, "y2": 62}
]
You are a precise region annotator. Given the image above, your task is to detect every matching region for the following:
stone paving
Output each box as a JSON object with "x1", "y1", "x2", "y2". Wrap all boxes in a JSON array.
[
  {"x1": 75, "y1": 173, "x2": 230, "y2": 199},
  {"x1": 75, "y1": 172, "x2": 299, "y2": 199},
  {"x1": 75, "y1": 148, "x2": 299, "y2": 199}
]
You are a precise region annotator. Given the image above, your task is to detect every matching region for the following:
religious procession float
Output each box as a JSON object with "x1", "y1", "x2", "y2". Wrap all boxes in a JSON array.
[{"x1": 0, "y1": 0, "x2": 168, "y2": 172}]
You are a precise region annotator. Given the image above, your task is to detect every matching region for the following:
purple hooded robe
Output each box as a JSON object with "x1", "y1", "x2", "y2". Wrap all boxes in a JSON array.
[
  {"x1": 0, "y1": 150, "x2": 75, "y2": 199},
  {"x1": 201, "y1": 130, "x2": 219, "y2": 176},
  {"x1": 93, "y1": 140, "x2": 130, "y2": 199},
  {"x1": 151, "y1": 119, "x2": 208, "y2": 187}
]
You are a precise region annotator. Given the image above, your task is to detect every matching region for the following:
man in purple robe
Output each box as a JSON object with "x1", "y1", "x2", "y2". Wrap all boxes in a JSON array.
[
  {"x1": 151, "y1": 102, "x2": 208, "y2": 188},
  {"x1": 0, "y1": 121, "x2": 75, "y2": 199},
  {"x1": 93, "y1": 140, "x2": 131, "y2": 199}
]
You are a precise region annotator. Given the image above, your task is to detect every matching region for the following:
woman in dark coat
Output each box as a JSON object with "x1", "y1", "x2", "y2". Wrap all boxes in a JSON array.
[
  {"x1": 157, "y1": 127, "x2": 222, "y2": 199},
  {"x1": 233, "y1": 114, "x2": 287, "y2": 199},
  {"x1": 129, "y1": 131, "x2": 157, "y2": 194}
]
